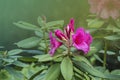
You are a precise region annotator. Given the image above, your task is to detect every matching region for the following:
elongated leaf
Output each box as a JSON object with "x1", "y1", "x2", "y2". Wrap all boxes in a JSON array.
[
  {"x1": 87, "y1": 18, "x2": 104, "y2": 28},
  {"x1": 13, "y1": 61, "x2": 29, "y2": 67},
  {"x1": 117, "y1": 56, "x2": 120, "y2": 62},
  {"x1": 73, "y1": 61, "x2": 106, "y2": 78},
  {"x1": 104, "y1": 35, "x2": 120, "y2": 41},
  {"x1": 99, "y1": 50, "x2": 115, "y2": 55},
  {"x1": 73, "y1": 55, "x2": 92, "y2": 67},
  {"x1": 8, "y1": 49, "x2": 23, "y2": 56},
  {"x1": 34, "y1": 54, "x2": 52, "y2": 62},
  {"x1": 46, "y1": 20, "x2": 64, "y2": 27},
  {"x1": 61, "y1": 57, "x2": 73, "y2": 80},
  {"x1": 93, "y1": 54, "x2": 103, "y2": 63},
  {"x1": 5, "y1": 67, "x2": 24, "y2": 80},
  {"x1": 73, "y1": 60, "x2": 120, "y2": 79},
  {"x1": 35, "y1": 30, "x2": 43, "y2": 37},
  {"x1": 37, "y1": 16, "x2": 46, "y2": 27},
  {"x1": 23, "y1": 50, "x2": 44, "y2": 55},
  {"x1": 45, "y1": 64, "x2": 60, "y2": 80},
  {"x1": 15, "y1": 37, "x2": 40, "y2": 48},
  {"x1": 14, "y1": 21, "x2": 40, "y2": 31}
]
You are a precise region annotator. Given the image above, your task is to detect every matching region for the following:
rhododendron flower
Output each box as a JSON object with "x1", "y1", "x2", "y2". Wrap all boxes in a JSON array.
[
  {"x1": 72, "y1": 28, "x2": 92, "y2": 54},
  {"x1": 88, "y1": 0, "x2": 120, "y2": 19},
  {"x1": 49, "y1": 18, "x2": 92, "y2": 56},
  {"x1": 49, "y1": 32, "x2": 62, "y2": 56}
]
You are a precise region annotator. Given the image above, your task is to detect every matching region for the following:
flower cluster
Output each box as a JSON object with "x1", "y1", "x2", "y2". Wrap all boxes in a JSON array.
[
  {"x1": 88, "y1": 0, "x2": 120, "y2": 19},
  {"x1": 49, "y1": 19, "x2": 92, "y2": 56}
]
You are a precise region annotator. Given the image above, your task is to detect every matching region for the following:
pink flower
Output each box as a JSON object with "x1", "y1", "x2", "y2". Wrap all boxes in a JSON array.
[
  {"x1": 49, "y1": 18, "x2": 93, "y2": 56},
  {"x1": 72, "y1": 28, "x2": 92, "y2": 54},
  {"x1": 88, "y1": 0, "x2": 120, "y2": 19},
  {"x1": 49, "y1": 32, "x2": 62, "y2": 56}
]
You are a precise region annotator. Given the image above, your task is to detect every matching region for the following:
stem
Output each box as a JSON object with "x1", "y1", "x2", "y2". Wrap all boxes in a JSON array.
[{"x1": 103, "y1": 40, "x2": 107, "y2": 68}]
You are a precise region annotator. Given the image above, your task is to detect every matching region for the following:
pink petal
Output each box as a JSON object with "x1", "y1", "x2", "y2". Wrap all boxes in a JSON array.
[
  {"x1": 72, "y1": 27, "x2": 92, "y2": 54},
  {"x1": 65, "y1": 18, "x2": 75, "y2": 39},
  {"x1": 73, "y1": 42, "x2": 89, "y2": 54},
  {"x1": 49, "y1": 32, "x2": 62, "y2": 56},
  {"x1": 85, "y1": 32, "x2": 93, "y2": 45},
  {"x1": 55, "y1": 30, "x2": 67, "y2": 40}
]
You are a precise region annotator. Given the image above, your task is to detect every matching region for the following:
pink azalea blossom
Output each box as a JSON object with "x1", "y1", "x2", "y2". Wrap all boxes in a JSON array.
[
  {"x1": 49, "y1": 32, "x2": 62, "y2": 56},
  {"x1": 88, "y1": 0, "x2": 120, "y2": 19}
]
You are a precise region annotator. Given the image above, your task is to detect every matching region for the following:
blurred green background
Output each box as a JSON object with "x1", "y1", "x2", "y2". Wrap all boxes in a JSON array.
[{"x1": 0, "y1": 0, "x2": 89, "y2": 49}]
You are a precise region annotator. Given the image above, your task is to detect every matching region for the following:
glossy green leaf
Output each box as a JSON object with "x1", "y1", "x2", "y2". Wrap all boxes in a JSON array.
[
  {"x1": 13, "y1": 61, "x2": 29, "y2": 67},
  {"x1": 2, "y1": 58, "x2": 14, "y2": 63},
  {"x1": 8, "y1": 49, "x2": 23, "y2": 56},
  {"x1": 117, "y1": 56, "x2": 120, "y2": 62},
  {"x1": 61, "y1": 57, "x2": 73, "y2": 80},
  {"x1": 99, "y1": 50, "x2": 115, "y2": 55},
  {"x1": 35, "y1": 30, "x2": 43, "y2": 37},
  {"x1": 73, "y1": 61, "x2": 120, "y2": 79},
  {"x1": 14, "y1": 21, "x2": 40, "y2": 31},
  {"x1": 46, "y1": 20, "x2": 64, "y2": 27},
  {"x1": 87, "y1": 18, "x2": 104, "y2": 28},
  {"x1": 73, "y1": 55, "x2": 92, "y2": 67},
  {"x1": 5, "y1": 67, "x2": 24, "y2": 80},
  {"x1": 34, "y1": 54, "x2": 52, "y2": 62},
  {"x1": 73, "y1": 61, "x2": 106, "y2": 78},
  {"x1": 15, "y1": 37, "x2": 40, "y2": 48},
  {"x1": 37, "y1": 16, "x2": 46, "y2": 27},
  {"x1": 104, "y1": 35, "x2": 120, "y2": 41},
  {"x1": 93, "y1": 54, "x2": 103, "y2": 63},
  {"x1": 111, "y1": 69, "x2": 120, "y2": 75},
  {"x1": 45, "y1": 64, "x2": 60, "y2": 80}
]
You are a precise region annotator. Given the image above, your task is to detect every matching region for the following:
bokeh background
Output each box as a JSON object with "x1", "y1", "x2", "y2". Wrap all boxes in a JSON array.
[{"x1": 0, "y1": 0, "x2": 89, "y2": 49}]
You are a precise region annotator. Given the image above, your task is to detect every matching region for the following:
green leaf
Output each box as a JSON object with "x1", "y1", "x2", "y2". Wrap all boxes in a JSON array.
[
  {"x1": 93, "y1": 54, "x2": 103, "y2": 63},
  {"x1": 8, "y1": 49, "x2": 23, "y2": 56},
  {"x1": 2, "y1": 58, "x2": 14, "y2": 63},
  {"x1": 117, "y1": 56, "x2": 120, "y2": 62},
  {"x1": 34, "y1": 54, "x2": 52, "y2": 62},
  {"x1": 111, "y1": 69, "x2": 120, "y2": 75},
  {"x1": 73, "y1": 61, "x2": 120, "y2": 79},
  {"x1": 37, "y1": 16, "x2": 46, "y2": 27},
  {"x1": 5, "y1": 67, "x2": 24, "y2": 80},
  {"x1": 45, "y1": 64, "x2": 60, "y2": 80},
  {"x1": 99, "y1": 50, "x2": 115, "y2": 55},
  {"x1": 15, "y1": 37, "x2": 40, "y2": 48},
  {"x1": 104, "y1": 35, "x2": 120, "y2": 41},
  {"x1": 87, "y1": 18, "x2": 104, "y2": 28},
  {"x1": 13, "y1": 61, "x2": 29, "y2": 67},
  {"x1": 61, "y1": 57, "x2": 73, "y2": 80},
  {"x1": 46, "y1": 20, "x2": 64, "y2": 27},
  {"x1": 35, "y1": 30, "x2": 43, "y2": 37},
  {"x1": 14, "y1": 21, "x2": 40, "y2": 31},
  {"x1": 73, "y1": 61, "x2": 106, "y2": 78},
  {"x1": 73, "y1": 55, "x2": 92, "y2": 67}
]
